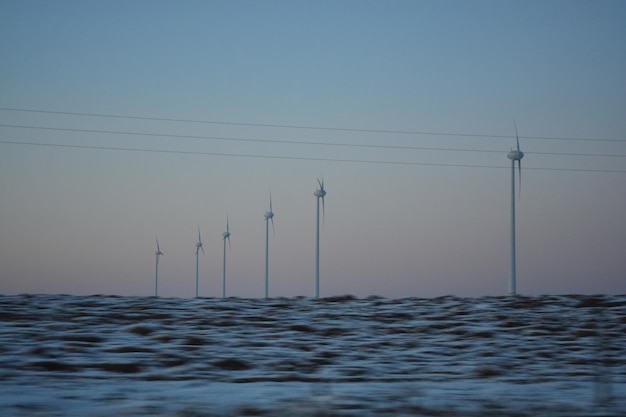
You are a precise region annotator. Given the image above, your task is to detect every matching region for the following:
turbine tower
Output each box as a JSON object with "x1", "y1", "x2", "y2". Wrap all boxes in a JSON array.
[
  {"x1": 314, "y1": 178, "x2": 326, "y2": 298},
  {"x1": 195, "y1": 226, "x2": 204, "y2": 298},
  {"x1": 154, "y1": 237, "x2": 164, "y2": 297},
  {"x1": 507, "y1": 121, "x2": 524, "y2": 295},
  {"x1": 222, "y1": 217, "x2": 231, "y2": 298},
  {"x1": 263, "y1": 193, "x2": 275, "y2": 299}
]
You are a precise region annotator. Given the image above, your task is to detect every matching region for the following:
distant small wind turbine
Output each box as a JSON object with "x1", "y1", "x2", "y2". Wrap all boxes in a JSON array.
[
  {"x1": 222, "y1": 216, "x2": 231, "y2": 298},
  {"x1": 314, "y1": 178, "x2": 326, "y2": 298},
  {"x1": 154, "y1": 237, "x2": 164, "y2": 297},
  {"x1": 507, "y1": 120, "x2": 524, "y2": 295},
  {"x1": 263, "y1": 193, "x2": 275, "y2": 299},
  {"x1": 195, "y1": 226, "x2": 204, "y2": 298}
]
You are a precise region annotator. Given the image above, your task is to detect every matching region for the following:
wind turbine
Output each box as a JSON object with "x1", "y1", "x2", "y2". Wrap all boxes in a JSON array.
[
  {"x1": 263, "y1": 193, "x2": 275, "y2": 299},
  {"x1": 195, "y1": 226, "x2": 204, "y2": 298},
  {"x1": 154, "y1": 237, "x2": 164, "y2": 297},
  {"x1": 507, "y1": 121, "x2": 524, "y2": 295},
  {"x1": 314, "y1": 178, "x2": 326, "y2": 298},
  {"x1": 222, "y1": 216, "x2": 231, "y2": 298}
]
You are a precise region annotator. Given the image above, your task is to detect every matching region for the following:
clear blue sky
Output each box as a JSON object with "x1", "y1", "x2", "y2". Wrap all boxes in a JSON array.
[{"x1": 1, "y1": 0, "x2": 625, "y2": 298}]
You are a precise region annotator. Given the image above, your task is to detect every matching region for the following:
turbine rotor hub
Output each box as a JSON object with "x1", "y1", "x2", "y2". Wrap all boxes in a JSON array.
[{"x1": 507, "y1": 150, "x2": 524, "y2": 161}]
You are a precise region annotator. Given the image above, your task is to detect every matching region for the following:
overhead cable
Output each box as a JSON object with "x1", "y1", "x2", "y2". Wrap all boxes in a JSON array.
[
  {"x1": 1, "y1": 124, "x2": 624, "y2": 158},
  {"x1": 1, "y1": 107, "x2": 623, "y2": 143},
  {"x1": 2, "y1": 140, "x2": 624, "y2": 173}
]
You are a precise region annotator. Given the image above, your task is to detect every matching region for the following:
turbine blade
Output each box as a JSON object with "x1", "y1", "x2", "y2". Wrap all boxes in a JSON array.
[
  {"x1": 271, "y1": 217, "x2": 275, "y2": 235},
  {"x1": 321, "y1": 196, "x2": 325, "y2": 225},
  {"x1": 513, "y1": 119, "x2": 520, "y2": 152},
  {"x1": 156, "y1": 237, "x2": 160, "y2": 252},
  {"x1": 269, "y1": 192, "x2": 273, "y2": 213},
  {"x1": 518, "y1": 160, "x2": 522, "y2": 199},
  {"x1": 226, "y1": 216, "x2": 230, "y2": 233},
  {"x1": 201, "y1": 246, "x2": 205, "y2": 255},
  {"x1": 228, "y1": 236, "x2": 231, "y2": 251}
]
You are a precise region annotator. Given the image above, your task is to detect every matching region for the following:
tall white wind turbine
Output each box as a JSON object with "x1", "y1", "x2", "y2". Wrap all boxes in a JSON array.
[
  {"x1": 263, "y1": 193, "x2": 275, "y2": 299},
  {"x1": 507, "y1": 121, "x2": 524, "y2": 295},
  {"x1": 314, "y1": 178, "x2": 326, "y2": 298},
  {"x1": 154, "y1": 237, "x2": 164, "y2": 297},
  {"x1": 222, "y1": 217, "x2": 231, "y2": 298},
  {"x1": 195, "y1": 226, "x2": 204, "y2": 298}
]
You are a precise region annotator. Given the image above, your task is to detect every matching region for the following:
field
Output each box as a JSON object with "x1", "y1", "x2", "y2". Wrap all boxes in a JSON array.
[{"x1": 1, "y1": 294, "x2": 624, "y2": 416}]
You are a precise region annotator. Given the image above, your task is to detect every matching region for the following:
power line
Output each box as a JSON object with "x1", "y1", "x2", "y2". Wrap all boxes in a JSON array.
[
  {"x1": 2, "y1": 140, "x2": 625, "y2": 173},
  {"x1": 2, "y1": 123, "x2": 624, "y2": 158},
  {"x1": 0, "y1": 123, "x2": 503, "y2": 153},
  {"x1": 1, "y1": 107, "x2": 623, "y2": 143}
]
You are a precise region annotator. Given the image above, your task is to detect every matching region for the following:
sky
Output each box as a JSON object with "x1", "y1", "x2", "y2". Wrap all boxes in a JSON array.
[{"x1": 1, "y1": 0, "x2": 625, "y2": 298}]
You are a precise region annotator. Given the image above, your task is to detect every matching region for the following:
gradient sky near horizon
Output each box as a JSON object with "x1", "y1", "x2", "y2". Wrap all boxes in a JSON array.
[{"x1": 1, "y1": 0, "x2": 625, "y2": 298}]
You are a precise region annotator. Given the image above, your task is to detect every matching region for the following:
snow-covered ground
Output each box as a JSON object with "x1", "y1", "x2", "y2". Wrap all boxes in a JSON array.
[{"x1": 1, "y1": 294, "x2": 624, "y2": 416}]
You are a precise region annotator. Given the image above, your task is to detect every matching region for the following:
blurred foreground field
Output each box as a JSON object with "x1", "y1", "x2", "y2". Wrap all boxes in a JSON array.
[{"x1": 1, "y1": 293, "x2": 624, "y2": 416}]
